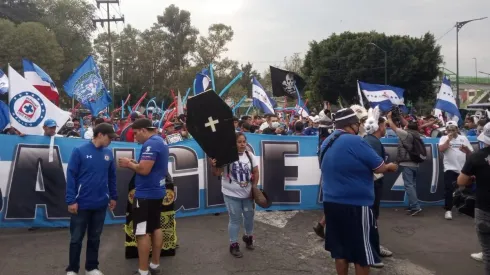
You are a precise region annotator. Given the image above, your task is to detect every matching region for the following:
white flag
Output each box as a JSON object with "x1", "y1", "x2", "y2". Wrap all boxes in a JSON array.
[
  {"x1": 8, "y1": 66, "x2": 71, "y2": 135},
  {"x1": 177, "y1": 90, "x2": 184, "y2": 115}
]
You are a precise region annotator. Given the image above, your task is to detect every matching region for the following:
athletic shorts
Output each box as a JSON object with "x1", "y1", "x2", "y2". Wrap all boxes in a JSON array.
[
  {"x1": 132, "y1": 198, "x2": 163, "y2": 236},
  {"x1": 323, "y1": 201, "x2": 381, "y2": 266}
]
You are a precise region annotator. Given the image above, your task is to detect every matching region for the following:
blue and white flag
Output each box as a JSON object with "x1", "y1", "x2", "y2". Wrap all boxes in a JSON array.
[
  {"x1": 63, "y1": 56, "x2": 112, "y2": 115},
  {"x1": 252, "y1": 77, "x2": 275, "y2": 114},
  {"x1": 435, "y1": 76, "x2": 461, "y2": 122},
  {"x1": 358, "y1": 81, "x2": 405, "y2": 112},
  {"x1": 0, "y1": 69, "x2": 8, "y2": 95},
  {"x1": 194, "y1": 68, "x2": 212, "y2": 95},
  {"x1": 8, "y1": 66, "x2": 71, "y2": 135},
  {"x1": 0, "y1": 100, "x2": 9, "y2": 131}
]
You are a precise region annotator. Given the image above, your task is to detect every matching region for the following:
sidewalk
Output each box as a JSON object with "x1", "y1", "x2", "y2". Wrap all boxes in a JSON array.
[{"x1": 0, "y1": 206, "x2": 484, "y2": 275}]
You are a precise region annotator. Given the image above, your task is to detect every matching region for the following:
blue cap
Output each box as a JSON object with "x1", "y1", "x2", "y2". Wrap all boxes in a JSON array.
[{"x1": 44, "y1": 119, "x2": 57, "y2": 128}]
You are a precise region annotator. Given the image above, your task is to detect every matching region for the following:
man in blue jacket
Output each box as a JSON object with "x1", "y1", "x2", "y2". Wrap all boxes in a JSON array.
[
  {"x1": 118, "y1": 118, "x2": 169, "y2": 275},
  {"x1": 65, "y1": 123, "x2": 118, "y2": 275}
]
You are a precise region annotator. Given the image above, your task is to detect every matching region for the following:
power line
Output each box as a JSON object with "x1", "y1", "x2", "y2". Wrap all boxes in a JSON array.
[{"x1": 436, "y1": 26, "x2": 455, "y2": 41}]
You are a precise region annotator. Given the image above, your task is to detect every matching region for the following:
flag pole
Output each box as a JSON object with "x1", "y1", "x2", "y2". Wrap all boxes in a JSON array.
[
  {"x1": 219, "y1": 71, "x2": 244, "y2": 98},
  {"x1": 245, "y1": 103, "x2": 253, "y2": 115},
  {"x1": 209, "y1": 63, "x2": 216, "y2": 92},
  {"x1": 232, "y1": 95, "x2": 247, "y2": 115},
  {"x1": 183, "y1": 87, "x2": 191, "y2": 104}
]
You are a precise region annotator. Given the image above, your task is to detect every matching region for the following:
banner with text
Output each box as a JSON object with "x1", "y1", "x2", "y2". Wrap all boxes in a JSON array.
[{"x1": 0, "y1": 134, "x2": 480, "y2": 228}]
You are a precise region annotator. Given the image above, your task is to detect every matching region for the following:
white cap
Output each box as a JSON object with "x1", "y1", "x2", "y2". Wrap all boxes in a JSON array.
[
  {"x1": 446, "y1": 121, "x2": 458, "y2": 128},
  {"x1": 478, "y1": 122, "x2": 490, "y2": 145}
]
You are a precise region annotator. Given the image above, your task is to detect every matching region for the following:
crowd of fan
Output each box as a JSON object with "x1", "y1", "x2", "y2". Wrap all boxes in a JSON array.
[{"x1": 1, "y1": 104, "x2": 487, "y2": 142}]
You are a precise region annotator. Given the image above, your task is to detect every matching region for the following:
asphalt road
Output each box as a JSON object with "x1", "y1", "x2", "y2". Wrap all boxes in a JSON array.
[{"x1": 0, "y1": 206, "x2": 484, "y2": 275}]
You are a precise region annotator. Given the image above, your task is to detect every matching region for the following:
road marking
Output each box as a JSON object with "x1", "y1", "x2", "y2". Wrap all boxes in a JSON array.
[{"x1": 254, "y1": 210, "x2": 298, "y2": 228}]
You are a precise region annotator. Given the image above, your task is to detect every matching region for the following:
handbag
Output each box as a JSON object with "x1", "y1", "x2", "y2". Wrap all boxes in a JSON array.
[{"x1": 252, "y1": 185, "x2": 272, "y2": 209}]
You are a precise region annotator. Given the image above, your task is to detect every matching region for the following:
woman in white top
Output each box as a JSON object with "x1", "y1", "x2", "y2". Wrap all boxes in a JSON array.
[{"x1": 211, "y1": 132, "x2": 259, "y2": 258}]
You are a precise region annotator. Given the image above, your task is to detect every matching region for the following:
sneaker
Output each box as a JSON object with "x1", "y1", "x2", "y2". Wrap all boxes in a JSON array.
[
  {"x1": 471, "y1": 252, "x2": 483, "y2": 262},
  {"x1": 86, "y1": 269, "x2": 104, "y2": 275},
  {"x1": 229, "y1": 242, "x2": 243, "y2": 258},
  {"x1": 379, "y1": 245, "x2": 393, "y2": 257},
  {"x1": 242, "y1": 235, "x2": 255, "y2": 250},
  {"x1": 66, "y1": 272, "x2": 78, "y2": 275},
  {"x1": 370, "y1": 262, "x2": 385, "y2": 268},
  {"x1": 149, "y1": 266, "x2": 161, "y2": 275},
  {"x1": 445, "y1": 211, "x2": 453, "y2": 220},
  {"x1": 408, "y1": 208, "x2": 422, "y2": 216},
  {"x1": 313, "y1": 222, "x2": 325, "y2": 239}
]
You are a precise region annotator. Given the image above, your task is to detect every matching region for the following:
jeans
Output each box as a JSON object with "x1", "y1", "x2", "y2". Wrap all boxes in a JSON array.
[
  {"x1": 444, "y1": 170, "x2": 459, "y2": 211},
  {"x1": 401, "y1": 166, "x2": 421, "y2": 211},
  {"x1": 223, "y1": 195, "x2": 255, "y2": 243},
  {"x1": 475, "y1": 208, "x2": 490, "y2": 275},
  {"x1": 66, "y1": 206, "x2": 107, "y2": 273}
]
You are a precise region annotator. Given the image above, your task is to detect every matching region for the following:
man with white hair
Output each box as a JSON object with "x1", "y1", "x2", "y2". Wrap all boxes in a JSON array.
[
  {"x1": 439, "y1": 121, "x2": 473, "y2": 220},
  {"x1": 457, "y1": 122, "x2": 490, "y2": 275}
]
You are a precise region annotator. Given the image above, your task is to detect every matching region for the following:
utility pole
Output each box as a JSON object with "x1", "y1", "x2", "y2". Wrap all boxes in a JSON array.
[{"x1": 92, "y1": 0, "x2": 124, "y2": 111}]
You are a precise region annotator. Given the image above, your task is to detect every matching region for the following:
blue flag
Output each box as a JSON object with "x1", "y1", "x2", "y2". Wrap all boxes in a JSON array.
[
  {"x1": 0, "y1": 100, "x2": 9, "y2": 131},
  {"x1": 435, "y1": 76, "x2": 461, "y2": 122},
  {"x1": 358, "y1": 81, "x2": 406, "y2": 112},
  {"x1": 63, "y1": 56, "x2": 112, "y2": 115},
  {"x1": 252, "y1": 77, "x2": 275, "y2": 114},
  {"x1": 194, "y1": 68, "x2": 212, "y2": 94}
]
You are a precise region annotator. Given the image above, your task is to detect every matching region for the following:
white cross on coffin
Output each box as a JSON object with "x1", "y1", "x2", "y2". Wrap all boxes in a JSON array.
[{"x1": 205, "y1": 116, "x2": 219, "y2": 132}]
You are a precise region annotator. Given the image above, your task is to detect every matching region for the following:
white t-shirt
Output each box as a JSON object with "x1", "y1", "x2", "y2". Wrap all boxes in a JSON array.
[
  {"x1": 84, "y1": 127, "x2": 93, "y2": 140},
  {"x1": 439, "y1": 134, "x2": 473, "y2": 173},
  {"x1": 221, "y1": 151, "x2": 258, "y2": 199}
]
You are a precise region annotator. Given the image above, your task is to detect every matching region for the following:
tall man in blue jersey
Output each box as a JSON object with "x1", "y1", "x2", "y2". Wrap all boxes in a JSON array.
[
  {"x1": 65, "y1": 123, "x2": 118, "y2": 275},
  {"x1": 118, "y1": 118, "x2": 169, "y2": 275}
]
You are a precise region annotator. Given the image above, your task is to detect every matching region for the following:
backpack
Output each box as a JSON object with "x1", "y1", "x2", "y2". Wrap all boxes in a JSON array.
[
  {"x1": 404, "y1": 132, "x2": 427, "y2": 163},
  {"x1": 224, "y1": 151, "x2": 254, "y2": 183}
]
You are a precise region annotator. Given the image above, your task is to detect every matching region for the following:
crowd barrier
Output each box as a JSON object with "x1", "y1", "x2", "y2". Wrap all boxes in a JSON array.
[{"x1": 0, "y1": 134, "x2": 480, "y2": 228}]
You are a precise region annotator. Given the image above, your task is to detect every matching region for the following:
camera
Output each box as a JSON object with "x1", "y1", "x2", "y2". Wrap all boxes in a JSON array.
[{"x1": 391, "y1": 105, "x2": 402, "y2": 125}]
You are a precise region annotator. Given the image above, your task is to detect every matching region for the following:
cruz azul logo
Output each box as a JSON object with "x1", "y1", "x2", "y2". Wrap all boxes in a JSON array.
[{"x1": 10, "y1": 91, "x2": 46, "y2": 127}]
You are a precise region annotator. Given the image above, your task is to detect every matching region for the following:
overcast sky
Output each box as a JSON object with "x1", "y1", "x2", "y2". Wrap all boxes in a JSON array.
[{"x1": 98, "y1": 0, "x2": 490, "y2": 77}]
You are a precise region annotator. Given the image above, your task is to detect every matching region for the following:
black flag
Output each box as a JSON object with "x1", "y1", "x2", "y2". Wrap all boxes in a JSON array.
[
  {"x1": 186, "y1": 90, "x2": 239, "y2": 167},
  {"x1": 270, "y1": 66, "x2": 306, "y2": 99}
]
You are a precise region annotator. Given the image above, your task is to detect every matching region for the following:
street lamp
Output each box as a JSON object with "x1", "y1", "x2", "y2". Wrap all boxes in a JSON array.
[
  {"x1": 367, "y1": 42, "x2": 388, "y2": 85},
  {"x1": 473, "y1": 58, "x2": 478, "y2": 84},
  {"x1": 479, "y1": 71, "x2": 490, "y2": 83},
  {"x1": 455, "y1": 17, "x2": 488, "y2": 107}
]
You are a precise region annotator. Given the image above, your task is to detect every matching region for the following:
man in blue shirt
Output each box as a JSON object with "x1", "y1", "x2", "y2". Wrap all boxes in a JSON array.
[
  {"x1": 65, "y1": 123, "x2": 118, "y2": 275},
  {"x1": 320, "y1": 108, "x2": 397, "y2": 275},
  {"x1": 118, "y1": 118, "x2": 169, "y2": 275}
]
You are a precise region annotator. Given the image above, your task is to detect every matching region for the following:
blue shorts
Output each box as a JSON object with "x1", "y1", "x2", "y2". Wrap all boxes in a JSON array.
[{"x1": 323, "y1": 202, "x2": 381, "y2": 266}]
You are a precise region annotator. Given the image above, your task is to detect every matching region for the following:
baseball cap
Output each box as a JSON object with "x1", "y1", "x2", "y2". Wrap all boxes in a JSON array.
[
  {"x1": 130, "y1": 111, "x2": 140, "y2": 121},
  {"x1": 93, "y1": 123, "x2": 118, "y2": 139},
  {"x1": 446, "y1": 121, "x2": 458, "y2": 128},
  {"x1": 44, "y1": 119, "x2": 57, "y2": 128},
  {"x1": 478, "y1": 122, "x2": 490, "y2": 145},
  {"x1": 132, "y1": 118, "x2": 157, "y2": 130}
]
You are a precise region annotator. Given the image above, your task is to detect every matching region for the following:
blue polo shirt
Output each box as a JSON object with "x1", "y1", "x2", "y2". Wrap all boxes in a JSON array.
[
  {"x1": 321, "y1": 130, "x2": 384, "y2": 206},
  {"x1": 135, "y1": 134, "x2": 169, "y2": 199}
]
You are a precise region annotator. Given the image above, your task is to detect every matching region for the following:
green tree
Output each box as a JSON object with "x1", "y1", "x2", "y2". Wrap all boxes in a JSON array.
[
  {"x1": 0, "y1": 19, "x2": 63, "y2": 78},
  {"x1": 36, "y1": 0, "x2": 96, "y2": 83},
  {"x1": 157, "y1": 4, "x2": 199, "y2": 71},
  {"x1": 303, "y1": 31, "x2": 443, "y2": 105},
  {"x1": 193, "y1": 23, "x2": 234, "y2": 67},
  {"x1": 0, "y1": 0, "x2": 43, "y2": 23}
]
